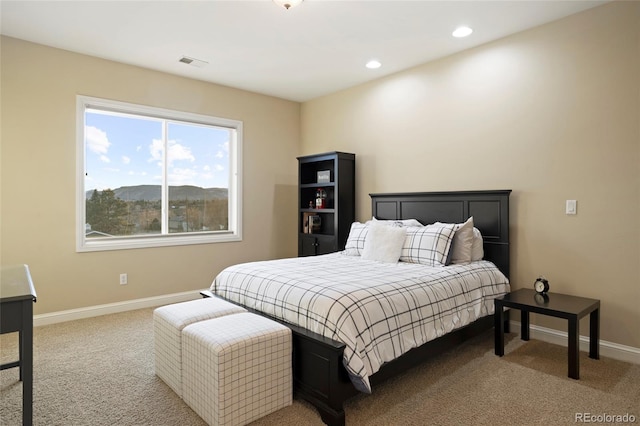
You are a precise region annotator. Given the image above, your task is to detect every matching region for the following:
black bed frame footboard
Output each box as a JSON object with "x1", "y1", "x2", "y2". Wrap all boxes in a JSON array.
[
  {"x1": 287, "y1": 320, "x2": 356, "y2": 425},
  {"x1": 201, "y1": 190, "x2": 511, "y2": 426}
]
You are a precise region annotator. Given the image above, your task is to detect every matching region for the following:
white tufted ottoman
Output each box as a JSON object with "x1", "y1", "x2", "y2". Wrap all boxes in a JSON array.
[
  {"x1": 181, "y1": 312, "x2": 292, "y2": 426},
  {"x1": 153, "y1": 297, "x2": 247, "y2": 397}
]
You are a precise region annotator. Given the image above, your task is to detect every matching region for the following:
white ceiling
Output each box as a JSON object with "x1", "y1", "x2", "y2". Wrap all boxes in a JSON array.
[{"x1": 0, "y1": 0, "x2": 607, "y2": 102}]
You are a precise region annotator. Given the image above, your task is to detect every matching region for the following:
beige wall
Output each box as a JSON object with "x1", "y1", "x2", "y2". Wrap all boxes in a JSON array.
[
  {"x1": 0, "y1": 37, "x2": 300, "y2": 314},
  {"x1": 301, "y1": 2, "x2": 640, "y2": 348},
  {"x1": 1, "y1": 2, "x2": 638, "y2": 350}
]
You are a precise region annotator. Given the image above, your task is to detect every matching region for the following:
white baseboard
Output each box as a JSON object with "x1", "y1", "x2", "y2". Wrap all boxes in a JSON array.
[
  {"x1": 510, "y1": 320, "x2": 640, "y2": 365},
  {"x1": 33, "y1": 291, "x2": 201, "y2": 327}
]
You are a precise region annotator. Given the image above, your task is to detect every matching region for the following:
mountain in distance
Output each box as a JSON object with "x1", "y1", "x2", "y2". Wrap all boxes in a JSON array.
[{"x1": 85, "y1": 185, "x2": 228, "y2": 201}]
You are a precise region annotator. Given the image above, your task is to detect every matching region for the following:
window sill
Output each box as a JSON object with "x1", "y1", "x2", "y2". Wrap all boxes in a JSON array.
[{"x1": 76, "y1": 232, "x2": 242, "y2": 252}]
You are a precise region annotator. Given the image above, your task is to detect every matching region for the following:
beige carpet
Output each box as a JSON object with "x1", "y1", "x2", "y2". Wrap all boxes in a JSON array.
[{"x1": 1, "y1": 308, "x2": 638, "y2": 425}]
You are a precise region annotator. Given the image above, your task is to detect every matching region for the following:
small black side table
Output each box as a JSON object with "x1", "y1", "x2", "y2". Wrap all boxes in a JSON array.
[
  {"x1": 494, "y1": 288, "x2": 599, "y2": 380},
  {"x1": 1, "y1": 264, "x2": 37, "y2": 425}
]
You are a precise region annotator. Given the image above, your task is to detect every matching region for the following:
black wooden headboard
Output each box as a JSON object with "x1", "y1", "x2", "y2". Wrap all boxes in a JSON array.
[{"x1": 370, "y1": 190, "x2": 511, "y2": 278}]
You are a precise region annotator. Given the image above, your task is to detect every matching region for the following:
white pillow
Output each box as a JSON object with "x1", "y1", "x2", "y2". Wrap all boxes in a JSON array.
[
  {"x1": 361, "y1": 223, "x2": 407, "y2": 263},
  {"x1": 344, "y1": 222, "x2": 368, "y2": 256},
  {"x1": 471, "y1": 227, "x2": 484, "y2": 261},
  {"x1": 435, "y1": 217, "x2": 474, "y2": 265},
  {"x1": 369, "y1": 217, "x2": 424, "y2": 228},
  {"x1": 400, "y1": 223, "x2": 457, "y2": 266}
]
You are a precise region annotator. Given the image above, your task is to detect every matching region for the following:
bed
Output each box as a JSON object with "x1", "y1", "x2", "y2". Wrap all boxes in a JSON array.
[{"x1": 202, "y1": 190, "x2": 511, "y2": 426}]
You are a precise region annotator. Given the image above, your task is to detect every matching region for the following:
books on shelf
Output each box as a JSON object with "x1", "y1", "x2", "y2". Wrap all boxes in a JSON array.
[{"x1": 302, "y1": 212, "x2": 321, "y2": 234}]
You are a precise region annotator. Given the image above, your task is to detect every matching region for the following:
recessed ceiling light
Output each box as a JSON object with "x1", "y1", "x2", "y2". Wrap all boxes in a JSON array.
[
  {"x1": 452, "y1": 26, "x2": 473, "y2": 38},
  {"x1": 366, "y1": 60, "x2": 382, "y2": 69}
]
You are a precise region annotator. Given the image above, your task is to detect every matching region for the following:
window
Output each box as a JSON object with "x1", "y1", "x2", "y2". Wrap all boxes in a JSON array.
[{"x1": 76, "y1": 96, "x2": 242, "y2": 252}]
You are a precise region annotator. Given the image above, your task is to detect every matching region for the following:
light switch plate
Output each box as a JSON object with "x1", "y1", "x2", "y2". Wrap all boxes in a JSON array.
[{"x1": 566, "y1": 200, "x2": 577, "y2": 215}]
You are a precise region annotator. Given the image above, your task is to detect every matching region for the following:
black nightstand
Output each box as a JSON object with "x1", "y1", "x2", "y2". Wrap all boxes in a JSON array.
[{"x1": 494, "y1": 288, "x2": 600, "y2": 379}]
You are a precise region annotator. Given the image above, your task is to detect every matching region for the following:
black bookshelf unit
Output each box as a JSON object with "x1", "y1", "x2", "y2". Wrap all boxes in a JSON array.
[{"x1": 298, "y1": 152, "x2": 355, "y2": 256}]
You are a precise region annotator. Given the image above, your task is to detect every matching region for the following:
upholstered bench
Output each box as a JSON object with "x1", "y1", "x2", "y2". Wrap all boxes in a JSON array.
[
  {"x1": 181, "y1": 312, "x2": 292, "y2": 426},
  {"x1": 153, "y1": 298, "x2": 247, "y2": 397}
]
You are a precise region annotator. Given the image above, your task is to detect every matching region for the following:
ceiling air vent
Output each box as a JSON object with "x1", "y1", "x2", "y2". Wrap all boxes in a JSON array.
[{"x1": 178, "y1": 56, "x2": 208, "y2": 68}]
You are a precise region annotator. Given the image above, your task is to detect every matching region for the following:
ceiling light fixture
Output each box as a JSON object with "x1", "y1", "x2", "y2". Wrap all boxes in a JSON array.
[
  {"x1": 273, "y1": 0, "x2": 303, "y2": 10},
  {"x1": 366, "y1": 60, "x2": 382, "y2": 69},
  {"x1": 452, "y1": 26, "x2": 473, "y2": 38}
]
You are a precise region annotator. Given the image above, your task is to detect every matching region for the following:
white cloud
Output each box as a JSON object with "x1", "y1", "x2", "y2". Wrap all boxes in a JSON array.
[
  {"x1": 100, "y1": 155, "x2": 110, "y2": 163},
  {"x1": 122, "y1": 156, "x2": 131, "y2": 165},
  {"x1": 168, "y1": 140, "x2": 195, "y2": 164},
  {"x1": 148, "y1": 139, "x2": 195, "y2": 166},
  {"x1": 86, "y1": 126, "x2": 111, "y2": 154},
  {"x1": 216, "y1": 141, "x2": 229, "y2": 159},
  {"x1": 149, "y1": 139, "x2": 163, "y2": 162},
  {"x1": 169, "y1": 167, "x2": 198, "y2": 184}
]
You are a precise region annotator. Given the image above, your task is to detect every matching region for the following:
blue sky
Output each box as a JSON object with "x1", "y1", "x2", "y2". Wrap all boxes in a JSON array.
[{"x1": 85, "y1": 109, "x2": 230, "y2": 191}]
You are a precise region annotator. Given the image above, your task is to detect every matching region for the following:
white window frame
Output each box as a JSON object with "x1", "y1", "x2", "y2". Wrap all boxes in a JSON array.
[{"x1": 76, "y1": 95, "x2": 242, "y2": 252}]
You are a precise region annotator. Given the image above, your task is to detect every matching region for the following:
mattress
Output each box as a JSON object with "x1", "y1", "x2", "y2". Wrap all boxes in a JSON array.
[{"x1": 210, "y1": 252, "x2": 510, "y2": 393}]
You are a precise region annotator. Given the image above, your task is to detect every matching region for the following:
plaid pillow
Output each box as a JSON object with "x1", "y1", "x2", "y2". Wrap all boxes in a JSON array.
[
  {"x1": 400, "y1": 224, "x2": 457, "y2": 266},
  {"x1": 344, "y1": 222, "x2": 368, "y2": 256}
]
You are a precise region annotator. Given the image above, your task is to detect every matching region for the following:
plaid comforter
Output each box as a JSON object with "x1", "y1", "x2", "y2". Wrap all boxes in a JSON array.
[{"x1": 210, "y1": 253, "x2": 510, "y2": 393}]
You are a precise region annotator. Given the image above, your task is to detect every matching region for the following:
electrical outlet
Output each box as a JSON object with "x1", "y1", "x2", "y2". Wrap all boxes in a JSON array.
[{"x1": 120, "y1": 273, "x2": 128, "y2": 285}]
